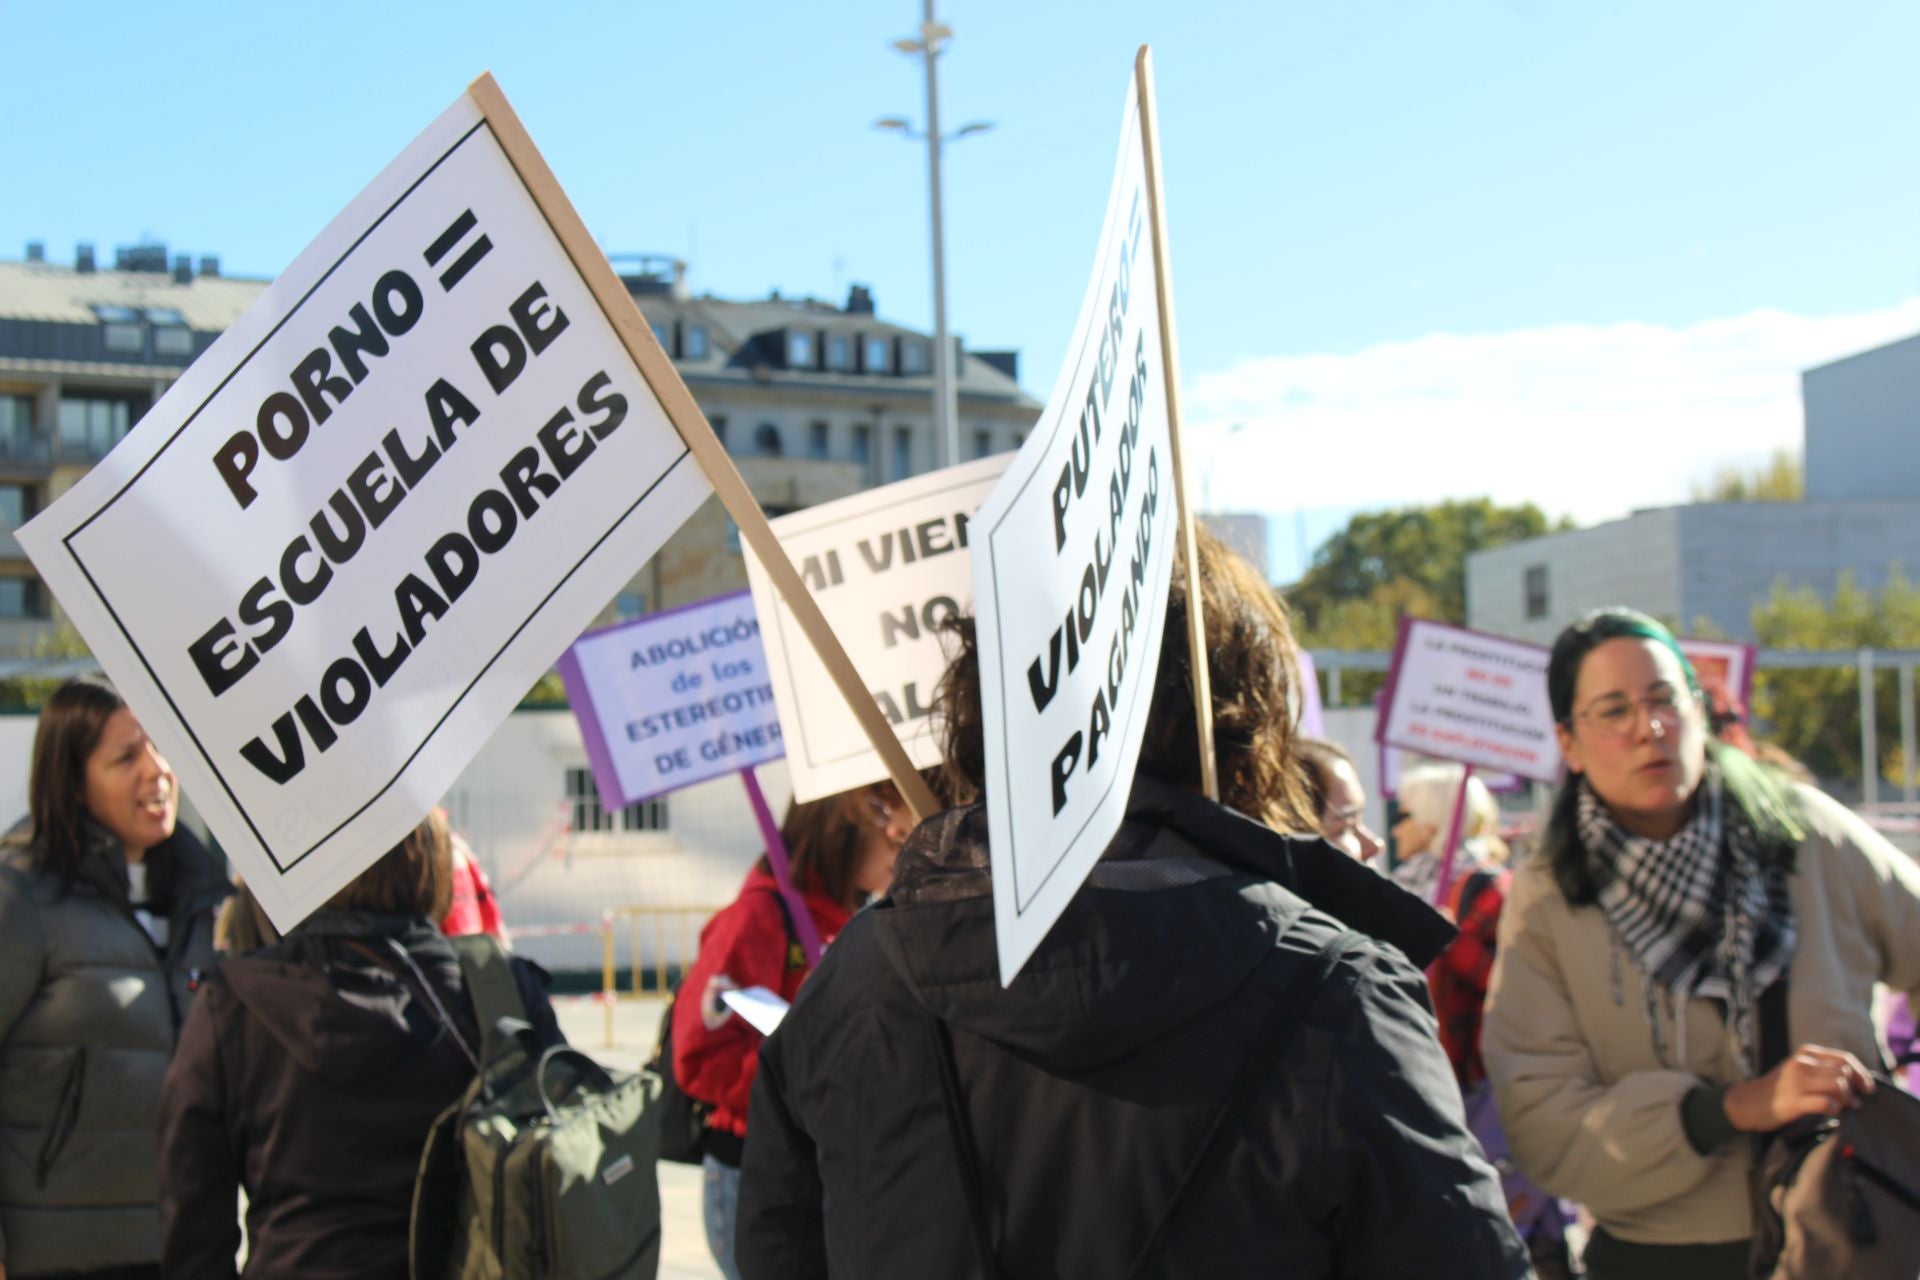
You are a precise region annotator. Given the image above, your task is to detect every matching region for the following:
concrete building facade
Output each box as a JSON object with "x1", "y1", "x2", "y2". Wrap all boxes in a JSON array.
[{"x1": 1468, "y1": 329, "x2": 1920, "y2": 644}]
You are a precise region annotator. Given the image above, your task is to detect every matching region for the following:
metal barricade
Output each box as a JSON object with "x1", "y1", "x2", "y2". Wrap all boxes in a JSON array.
[{"x1": 610, "y1": 905, "x2": 721, "y2": 999}]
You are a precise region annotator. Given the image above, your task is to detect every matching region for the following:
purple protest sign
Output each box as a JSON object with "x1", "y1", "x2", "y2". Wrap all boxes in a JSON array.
[{"x1": 557, "y1": 590, "x2": 784, "y2": 810}]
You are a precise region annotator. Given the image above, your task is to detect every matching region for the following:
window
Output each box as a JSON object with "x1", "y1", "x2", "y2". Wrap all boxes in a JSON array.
[
  {"x1": 808, "y1": 420, "x2": 830, "y2": 459},
  {"x1": 650, "y1": 321, "x2": 672, "y2": 353},
  {"x1": 1524, "y1": 565, "x2": 1550, "y2": 620},
  {"x1": 972, "y1": 429, "x2": 993, "y2": 460},
  {"x1": 58, "y1": 395, "x2": 136, "y2": 460},
  {"x1": 0, "y1": 394, "x2": 32, "y2": 436},
  {"x1": 851, "y1": 424, "x2": 871, "y2": 470},
  {"x1": 787, "y1": 331, "x2": 814, "y2": 369},
  {"x1": 754, "y1": 422, "x2": 783, "y2": 456},
  {"x1": 566, "y1": 767, "x2": 669, "y2": 833},
  {"x1": 826, "y1": 333, "x2": 852, "y2": 372},
  {"x1": 709, "y1": 414, "x2": 727, "y2": 446},
  {"x1": 94, "y1": 304, "x2": 143, "y2": 355},
  {"x1": 684, "y1": 324, "x2": 710, "y2": 360},
  {"x1": 892, "y1": 425, "x2": 913, "y2": 480},
  {"x1": 0, "y1": 485, "x2": 34, "y2": 535},
  {"x1": 864, "y1": 335, "x2": 892, "y2": 374},
  {"x1": 153, "y1": 327, "x2": 194, "y2": 357},
  {"x1": 900, "y1": 339, "x2": 928, "y2": 375},
  {"x1": 0, "y1": 578, "x2": 45, "y2": 619},
  {"x1": 614, "y1": 592, "x2": 647, "y2": 621}
]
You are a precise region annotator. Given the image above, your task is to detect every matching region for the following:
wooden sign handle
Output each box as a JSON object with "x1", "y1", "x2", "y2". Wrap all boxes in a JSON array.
[
  {"x1": 1134, "y1": 47, "x2": 1219, "y2": 804},
  {"x1": 466, "y1": 72, "x2": 939, "y2": 825}
]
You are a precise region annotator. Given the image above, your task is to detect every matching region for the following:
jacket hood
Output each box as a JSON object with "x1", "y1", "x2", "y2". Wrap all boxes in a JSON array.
[
  {"x1": 868, "y1": 776, "x2": 1454, "y2": 1073},
  {"x1": 220, "y1": 911, "x2": 467, "y2": 1086}
]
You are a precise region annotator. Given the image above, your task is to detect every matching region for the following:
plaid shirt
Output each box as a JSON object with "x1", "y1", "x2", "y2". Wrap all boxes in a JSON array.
[{"x1": 1430, "y1": 869, "x2": 1509, "y2": 1088}]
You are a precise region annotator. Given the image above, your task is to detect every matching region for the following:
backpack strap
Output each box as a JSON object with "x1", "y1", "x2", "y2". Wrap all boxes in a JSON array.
[
  {"x1": 449, "y1": 933, "x2": 529, "y2": 1063},
  {"x1": 928, "y1": 927, "x2": 1357, "y2": 1279},
  {"x1": 758, "y1": 885, "x2": 808, "y2": 973}
]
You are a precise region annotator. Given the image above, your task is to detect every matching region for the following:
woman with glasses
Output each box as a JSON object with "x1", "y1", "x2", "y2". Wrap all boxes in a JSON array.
[{"x1": 1483, "y1": 608, "x2": 1920, "y2": 1280}]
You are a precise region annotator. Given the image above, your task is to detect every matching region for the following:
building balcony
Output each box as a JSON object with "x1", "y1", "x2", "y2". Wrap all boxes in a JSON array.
[{"x1": 0, "y1": 430, "x2": 53, "y2": 466}]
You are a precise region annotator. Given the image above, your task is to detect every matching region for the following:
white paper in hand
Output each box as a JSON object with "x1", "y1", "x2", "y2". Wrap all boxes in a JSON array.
[{"x1": 720, "y1": 986, "x2": 790, "y2": 1036}]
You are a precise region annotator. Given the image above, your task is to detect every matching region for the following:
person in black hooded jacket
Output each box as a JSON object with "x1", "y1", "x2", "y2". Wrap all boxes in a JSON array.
[
  {"x1": 156, "y1": 810, "x2": 559, "y2": 1280},
  {"x1": 737, "y1": 528, "x2": 1528, "y2": 1279}
]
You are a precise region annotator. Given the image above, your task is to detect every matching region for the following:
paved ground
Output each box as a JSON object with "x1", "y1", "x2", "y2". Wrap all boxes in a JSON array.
[{"x1": 555, "y1": 995, "x2": 723, "y2": 1280}]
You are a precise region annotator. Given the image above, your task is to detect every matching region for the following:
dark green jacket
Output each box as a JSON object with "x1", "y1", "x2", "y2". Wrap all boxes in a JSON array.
[{"x1": 0, "y1": 820, "x2": 229, "y2": 1273}]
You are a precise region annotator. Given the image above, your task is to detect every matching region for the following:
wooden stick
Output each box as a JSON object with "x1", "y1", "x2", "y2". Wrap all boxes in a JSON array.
[
  {"x1": 466, "y1": 72, "x2": 939, "y2": 824},
  {"x1": 1133, "y1": 48, "x2": 1218, "y2": 804}
]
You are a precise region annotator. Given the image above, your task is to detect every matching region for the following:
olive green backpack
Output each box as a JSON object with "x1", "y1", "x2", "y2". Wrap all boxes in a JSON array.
[{"x1": 403, "y1": 934, "x2": 664, "y2": 1280}]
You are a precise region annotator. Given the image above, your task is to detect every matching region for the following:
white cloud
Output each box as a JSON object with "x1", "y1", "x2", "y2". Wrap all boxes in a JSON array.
[{"x1": 1184, "y1": 300, "x2": 1920, "y2": 527}]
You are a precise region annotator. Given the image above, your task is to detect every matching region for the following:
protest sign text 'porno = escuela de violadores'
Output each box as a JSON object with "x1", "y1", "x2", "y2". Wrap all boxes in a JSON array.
[{"x1": 20, "y1": 83, "x2": 714, "y2": 927}]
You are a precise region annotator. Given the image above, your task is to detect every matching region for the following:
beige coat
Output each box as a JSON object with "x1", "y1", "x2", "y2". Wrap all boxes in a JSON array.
[{"x1": 1484, "y1": 785, "x2": 1920, "y2": 1247}]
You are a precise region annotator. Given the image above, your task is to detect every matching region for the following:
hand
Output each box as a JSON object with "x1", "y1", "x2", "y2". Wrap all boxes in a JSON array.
[
  {"x1": 700, "y1": 974, "x2": 738, "y2": 1032},
  {"x1": 1724, "y1": 1045, "x2": 1875, "y2": 1131}
]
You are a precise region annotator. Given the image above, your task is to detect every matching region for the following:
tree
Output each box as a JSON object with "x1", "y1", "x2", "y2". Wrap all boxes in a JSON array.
[
  {"x1": 1692, "y1": 448, "x2": 1803, "y2": 503},
  {"x1": 1750, "y1": 571, "x2": 1920, "y2": 786},
  {"x1": 1287, "y1": 499, "x2": 1572, "y2": 630},
  {"x1": 1286, "y1": 499, "x2": 1571, "y2": 704}
]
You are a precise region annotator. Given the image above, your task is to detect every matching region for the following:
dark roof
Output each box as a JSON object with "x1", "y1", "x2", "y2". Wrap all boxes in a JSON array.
[{"x1": 630, "y1": 288, "x2": 1039, "y2": 408}]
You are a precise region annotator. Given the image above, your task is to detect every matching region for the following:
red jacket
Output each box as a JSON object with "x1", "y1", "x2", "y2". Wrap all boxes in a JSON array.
[
  {"x1": 440, "y1": 837, "x2": 509, "y2": 943},
  {"x1": 672, "y1": 866, "x2": 851, "y2": 1142},
  {"x1": 1430, "y1": 868, "x2": 1509, "y2": 1087}
]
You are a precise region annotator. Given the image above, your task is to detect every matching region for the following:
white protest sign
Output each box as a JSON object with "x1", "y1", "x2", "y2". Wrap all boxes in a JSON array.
[
  {"x1": 557, "y1": 590, "x2": 780, "y2": 808},
  {"x1": 1376, "y1": 618, "x2": 1561, "y2": 783},
  {"x1": 19, "y1": 84, "x2": 714, "y2": 929},
  {"x1": 971, "y1": 67, "x2": 1179, "y2": 984},
  {"x1": 742, "y1": 454, "x2": 1009, "y2": 801}
]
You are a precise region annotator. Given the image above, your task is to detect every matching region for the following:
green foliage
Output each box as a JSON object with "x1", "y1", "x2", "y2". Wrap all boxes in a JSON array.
[
  {"x1": 1692, "y1": 449, "x2": 1803, "y2": 503},
  {"x1": 521, "y1": 669, "x2": 570, "y2": 709},
  {"x1": 1288, "y1": 498, "x2": 1571, "y2": 627},
  {"x1": 1750, "y1": 571, "x2": 1920, "y2": 785},
  {"x1": 0, "y1": 622, "x2": 95, "y2": 710},
  {"x1": 1288, "y1": 499, "x2": 1571, "y2": 704}
]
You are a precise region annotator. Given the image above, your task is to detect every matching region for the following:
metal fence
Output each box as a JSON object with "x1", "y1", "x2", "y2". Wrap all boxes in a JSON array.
[
  {"x1": 512, "y1": 906, "x2": 721, "y2": 1048},
  {"x1": 1309, "y1": 646, "x2": 1920, "y2": 805}
]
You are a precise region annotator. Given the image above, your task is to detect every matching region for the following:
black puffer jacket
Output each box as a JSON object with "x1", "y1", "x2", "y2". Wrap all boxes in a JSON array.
[
  {"x1": 0, "y1": 821, "x2": 228, "y2": 1275},
  {"x1": 738, "y1": 779, "x2": 1528, "y2": 1279},
  {"x1": 156, "y1": 911, "x2": 560, "y2": 1280}
]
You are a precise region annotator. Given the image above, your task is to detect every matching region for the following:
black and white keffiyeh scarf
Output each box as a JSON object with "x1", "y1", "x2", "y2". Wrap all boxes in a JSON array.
[{"x1": 1579, "y1": 770, "x2": 1795, "y2": 1075}]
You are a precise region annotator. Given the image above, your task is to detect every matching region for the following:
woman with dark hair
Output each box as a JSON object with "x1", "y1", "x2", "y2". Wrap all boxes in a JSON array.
[
  {"x1": 673, "y1": 782, "x2": 910, "y2": 1280},
  {"x1": 1483, "y1": 608, "x2": 1920, "y2": 1279},
  {"x1": 0, "y1": 680, "x2": 228, "y2": 1280},
  {"x1": 156, "y1": 811, "x2": 559, "y2": 1279},
  {"x1": 737, "y1": 528, "x2": 1527, "y2": 1279}
]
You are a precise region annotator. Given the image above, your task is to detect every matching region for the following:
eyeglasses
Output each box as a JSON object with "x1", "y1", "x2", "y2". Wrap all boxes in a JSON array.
[{"x1": 1571, "y1": 689, "x2": 1693, "y2": 740}]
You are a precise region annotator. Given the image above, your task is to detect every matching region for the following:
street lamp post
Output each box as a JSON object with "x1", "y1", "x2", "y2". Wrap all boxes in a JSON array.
[{"x1": 879, "y1": 3, "x2": 991, "y2": 471}]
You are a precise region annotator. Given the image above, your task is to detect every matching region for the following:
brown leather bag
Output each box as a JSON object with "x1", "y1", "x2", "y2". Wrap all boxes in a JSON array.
[{"x1": 1750, "y1": 1051, "x2": 1920, "y2": 1278}]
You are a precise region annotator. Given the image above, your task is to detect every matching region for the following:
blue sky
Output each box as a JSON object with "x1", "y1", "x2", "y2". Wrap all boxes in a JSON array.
[{"x1": 7, "y1": 0, "x2": 1920, "y2": 579}]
